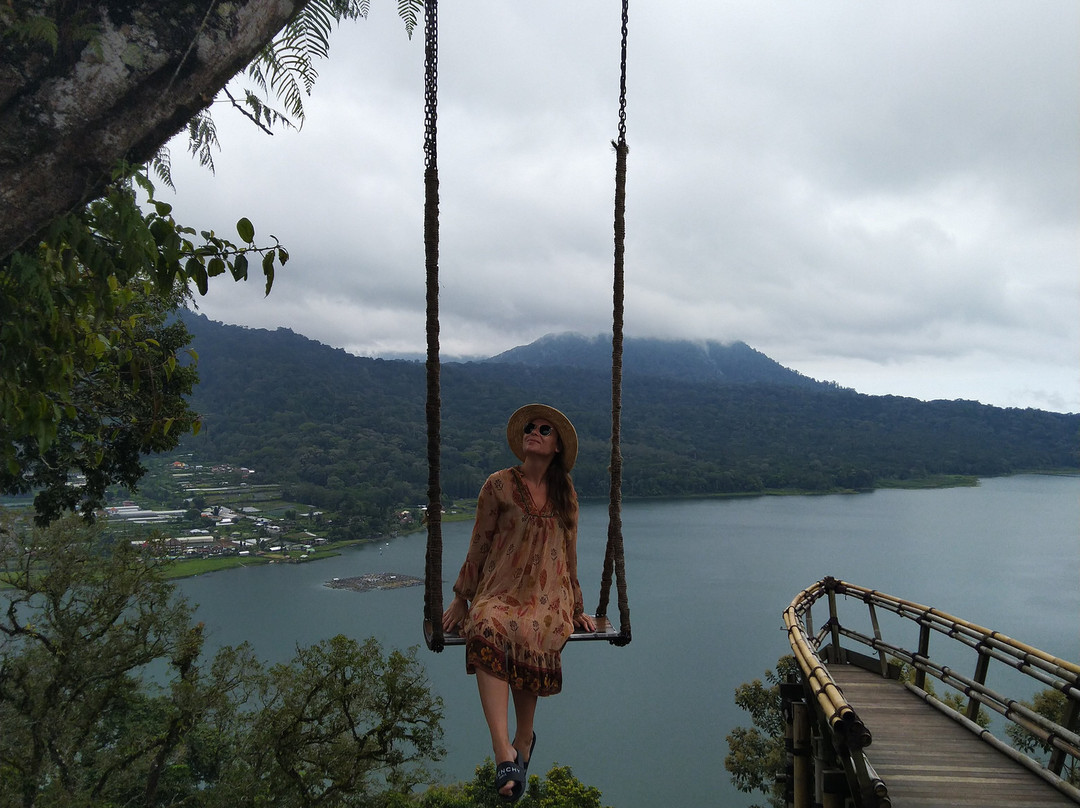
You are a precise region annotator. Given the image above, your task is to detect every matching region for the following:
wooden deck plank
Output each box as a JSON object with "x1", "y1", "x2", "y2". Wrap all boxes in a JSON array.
[{"x1": 829, "y1": 665, "x2": 1076, "y2": 807}]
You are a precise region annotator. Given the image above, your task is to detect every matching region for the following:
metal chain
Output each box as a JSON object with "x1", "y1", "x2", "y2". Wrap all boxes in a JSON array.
[
  {"x1": 618, "y1": 0, "x2": 628, "y2": 144},
  {"x1": 423, "y1": 0, "x2": 438, "y2": 169}
]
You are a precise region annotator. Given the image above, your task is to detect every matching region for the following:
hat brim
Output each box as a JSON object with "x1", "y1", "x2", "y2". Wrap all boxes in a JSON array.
[{"x1": 506, "y1": 404, "x2": 578, "y2": 471}]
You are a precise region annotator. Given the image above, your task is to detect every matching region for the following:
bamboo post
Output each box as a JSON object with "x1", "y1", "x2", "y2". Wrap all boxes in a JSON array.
[
  {"x1": 1050, "y1": 696, "x2": 1080, "y2": 775},
  {"x1": 915, "y1": 621, "x2": 930, "y2": 690},
  {"x1": 868, "y1": 601, "x2": 888, "y2": 676},
  {"x1": 967, "y1": 648, "x2": 990, "y2": 722},
  {"x1": 792, "y1": 700, "x2": 812, "y2": 808},
  {"x1": 784, "y1": 710, "x2": 794, "y2": 808},
  {"x1": 821, "y1": 769, "x2": 848, "y2": 808},
  {"x1": 781, "y1": 678, "x2": 802, "y2": 808},
  {"x1": 826, "y1": 587, "x2": 841, "y2": 663},
  {"x1": 812, "y1": 731, "x2": 832, "y2": 808}
]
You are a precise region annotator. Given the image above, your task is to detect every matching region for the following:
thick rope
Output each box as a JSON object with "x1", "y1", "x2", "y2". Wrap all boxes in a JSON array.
[
  {"x1": 596, "y1": 0, "x2": 632, "y2": 647},
  {"x1": 422, "y1": 0, "x2": 444, "y2": 652}
]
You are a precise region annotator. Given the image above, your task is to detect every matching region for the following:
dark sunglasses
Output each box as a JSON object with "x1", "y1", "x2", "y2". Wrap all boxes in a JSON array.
[{"x1": 523, "y1": 422, "x2": 554, "y2": 436}]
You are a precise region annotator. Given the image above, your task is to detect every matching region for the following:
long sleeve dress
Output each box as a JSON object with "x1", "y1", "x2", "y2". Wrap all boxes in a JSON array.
[{"x1": 452, "y1": 467, "x2": 585, "y2": 696}]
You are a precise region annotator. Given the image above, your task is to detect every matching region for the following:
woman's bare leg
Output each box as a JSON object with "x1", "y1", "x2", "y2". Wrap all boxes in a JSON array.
[
  {"x1": 476, "y1": 669, "x2": 520, "y2": 797},
  {"x1": 511, "y1": 687, "x2": 538, "y2": 767}
]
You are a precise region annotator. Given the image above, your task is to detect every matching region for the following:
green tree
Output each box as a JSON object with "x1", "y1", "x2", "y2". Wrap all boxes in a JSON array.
[
  {"x1": 417, "y1": 760, "x2": 611, "y2": 808},
  {"x1": 221, "y1": 635, "x2": 444, "y2": 804},
  {"x1": 725, "y1": 655, "x2": 798, "y2": 808},
  {"x1": 0, "y1": 515, "x2": 220, "y2": 807},
  {"x1": 1, "y1": 1, "x2": 421, "y2": 524},
  {"x1": 0, "y1": 168, "x2": 287, "y2": 523},
  {"x1": 529, "y1": 763, "x2": 609, "y2": 808},
  {"x1": 1006, "y1": 688, "x2": 1079, "y2": 786},
  {"x1": 0, "y1": 515, "x2": 445, "y2": 808}
]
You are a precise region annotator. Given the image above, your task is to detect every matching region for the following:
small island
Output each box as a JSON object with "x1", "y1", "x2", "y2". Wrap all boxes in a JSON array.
[{"x1": 326, "y1": 573, "x2": 424, "y2": 592}]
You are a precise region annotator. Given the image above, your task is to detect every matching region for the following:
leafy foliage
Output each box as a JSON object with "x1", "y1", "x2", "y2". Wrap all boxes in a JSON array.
[
  {"x1": 231, "y1": 635, "x2": 444, "y2": 803},
  {"x1": 417, "y1": 760, "x2": 610, "y2": 808},
  {"x1": 1006, "y1": 688, "x2": 1080, "y2": 786},
  {"x1": 0, "y1": 169, "x2": 288, "y2": 523},
  {"x1": 0, "y1": 516, "x2": 445, "y2": 808},
  {"x1": 1, "y1": 0, "x2": 420, "y2": 525},
  {"x1": 0, "y1": 516, "x2": 612, "y2": 807},
  {"x1": 246, "y1": 0, "x2": 368, "y2": 124},
  {"x1": 0, "y1": 516, "x2": 218, "y2": 807},
  {"x1": 397, "y1": 0, "x2": 423, "y2": 38},
  {"x1": 0, "y1": 3, "x2": 101, "y2": 56},
  {"x1": 724, "y1": 656, "x2": 798, "y2": 808},
  {"x1": 0, "y1": 11, "x2": 59, "y2": 51},
  {"x1": 179, "y1": 0, "x2": 424, "y2": 171}
]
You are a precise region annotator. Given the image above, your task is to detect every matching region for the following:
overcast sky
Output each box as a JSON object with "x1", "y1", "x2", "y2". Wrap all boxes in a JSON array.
[{"x1": 163, "y1": 0, "x2": 1079, "y2": 413}]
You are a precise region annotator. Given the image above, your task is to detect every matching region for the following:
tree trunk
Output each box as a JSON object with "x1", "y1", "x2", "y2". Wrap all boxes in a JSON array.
[{"x1": 0, "y1": 0, "x2": 311, "y2": 259}]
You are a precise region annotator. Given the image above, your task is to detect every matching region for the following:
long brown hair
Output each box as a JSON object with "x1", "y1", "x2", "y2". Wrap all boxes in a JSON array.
[{"x1": 545, "y1": 447, "x2": 576, "y2": 532}]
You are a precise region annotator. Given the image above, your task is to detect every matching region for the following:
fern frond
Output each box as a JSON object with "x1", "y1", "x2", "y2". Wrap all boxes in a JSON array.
[
  {"x1": 150, "y1": 147, "x2": 175, "y2": 191},
  {"x1": 245, "y1": 3, "x2": 330, "y2": 125},
  {"x1": 5, "y1": 15, "x2": 60, "y2": 53},
  {"x1": 172, "y1": 0, "x2": 415, "y2": 169},
  {"x1": 246, "y1": 60, "x2": 270, "y2": 95},
  {"x1": 323, "y1": 0, "x2": 371, "y2": 22},
  {"x1": 186, "y1": 111, "x2": 219, "y2": 173},
  {"x1": 241, "y1": 90, "x2": 296, "y2": 133},
  {"x1": 398, "y1": 0, "x2": 422, "y2": 39},
  {"x1": 280, "y1": 2, "x2": 335, "y2": 62},
  {"x1": 70, "y1": 20, "x2": 103, "y2": 58}
]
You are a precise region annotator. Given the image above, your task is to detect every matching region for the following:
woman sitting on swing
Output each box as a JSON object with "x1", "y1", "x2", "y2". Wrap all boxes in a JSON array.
[{"x1": 441, "y1": 403, "x2": 596, "y2": 802}]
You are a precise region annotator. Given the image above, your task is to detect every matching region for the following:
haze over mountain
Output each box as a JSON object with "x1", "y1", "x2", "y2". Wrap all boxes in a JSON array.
[{"x1": 487, "y1": 333, "x2": 829, "y2": 389}]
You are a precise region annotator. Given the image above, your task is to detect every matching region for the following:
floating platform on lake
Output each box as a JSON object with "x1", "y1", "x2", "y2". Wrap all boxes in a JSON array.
[{"x1": 325, "y1": 573, "x2": 423, "y2": 592}]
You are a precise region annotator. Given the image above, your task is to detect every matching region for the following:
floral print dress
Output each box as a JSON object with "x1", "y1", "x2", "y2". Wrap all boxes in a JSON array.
[{"x1": 452, "y1": 467, "x2": 585, "y2": 696}]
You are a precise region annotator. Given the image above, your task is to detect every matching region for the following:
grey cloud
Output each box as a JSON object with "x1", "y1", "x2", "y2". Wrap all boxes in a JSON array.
[{"x1": 166, "y1": 0, "x2": 1078, "y2": 412}]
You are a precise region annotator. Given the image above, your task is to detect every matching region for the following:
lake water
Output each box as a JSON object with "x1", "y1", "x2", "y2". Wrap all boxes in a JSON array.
[{"x1": 177, "y1": 474, "x2": 1079, "y2": 808}]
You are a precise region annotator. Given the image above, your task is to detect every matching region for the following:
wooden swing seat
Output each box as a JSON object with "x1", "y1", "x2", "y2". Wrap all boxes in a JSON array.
[{"x1": 424, "y1": 615, "x2": 620, "y2": 649}]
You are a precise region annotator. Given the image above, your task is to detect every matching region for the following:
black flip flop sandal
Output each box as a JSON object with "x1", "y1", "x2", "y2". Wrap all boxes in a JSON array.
[{"x1": 495, "y1": 759, "x2": 525, "y2": 803}]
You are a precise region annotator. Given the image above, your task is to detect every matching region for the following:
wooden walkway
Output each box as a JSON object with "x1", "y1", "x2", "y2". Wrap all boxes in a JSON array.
[{"x1": 830, "y1": 665, "x2": 1077, "y2": 807}]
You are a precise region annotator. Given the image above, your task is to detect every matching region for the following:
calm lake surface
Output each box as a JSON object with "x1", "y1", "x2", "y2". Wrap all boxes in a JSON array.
[{"x1": 177, "y1": 475, "x2": 1079, "y2": 808}]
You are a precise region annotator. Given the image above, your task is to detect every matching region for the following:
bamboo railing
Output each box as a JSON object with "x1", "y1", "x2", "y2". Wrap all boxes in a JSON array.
[{"x1": 782, "y1": 576, "x2": 1080, "y2": 807}]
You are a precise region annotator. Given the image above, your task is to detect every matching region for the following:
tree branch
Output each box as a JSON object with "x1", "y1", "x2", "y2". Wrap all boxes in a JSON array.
[{"x1": 0, "y1": 0, "x2": 312, "y2": 260}]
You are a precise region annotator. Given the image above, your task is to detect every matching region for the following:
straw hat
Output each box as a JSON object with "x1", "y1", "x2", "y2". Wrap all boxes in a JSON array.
[{"x1": 505, "y1": 403, "x2": 579, "y2": 471}]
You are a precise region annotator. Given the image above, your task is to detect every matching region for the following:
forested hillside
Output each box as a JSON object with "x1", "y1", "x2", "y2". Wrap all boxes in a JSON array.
[
  {"x1": 487, "y1": 332, "x2": 828, "y2": 388},
  {"x1": 179, "y1": 312, "x2": 1079, "y2": 517}
]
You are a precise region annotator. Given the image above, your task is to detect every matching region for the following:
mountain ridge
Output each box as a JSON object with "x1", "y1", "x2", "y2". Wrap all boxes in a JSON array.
[
  {"x1": 174, "y1": 311, "x2": 1079, "y2": 522},
  {"x1": 485, "y1": 332, "x2": 831, "y2": 389}
]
